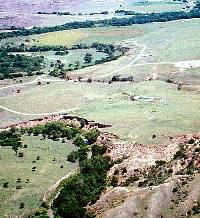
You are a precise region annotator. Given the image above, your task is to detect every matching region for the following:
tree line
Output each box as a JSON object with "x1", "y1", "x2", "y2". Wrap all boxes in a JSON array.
[
  {"x1": 52, "y1": 130, "x2": 112, "y2": 218},
  {"x1": 1, "y1": 10, "x2": 200, "y2": 40}
]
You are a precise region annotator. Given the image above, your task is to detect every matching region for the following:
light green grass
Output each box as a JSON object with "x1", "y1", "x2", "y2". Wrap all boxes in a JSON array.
[
  {"x1": 43, "y1": 49, "x2": 108, "y2": 67},
  {"x1": 1, "y1": 80, "x2": 200, "y2": 144},
  {"x1": 0, "y1": 135, "x2": 77, "y2": 217},
  {"x1": 30, "y1": 27, "x2": 143, "y2": 46},
  {"x1": 134, "y1": 19, "x2": 200, "y2": 62}
]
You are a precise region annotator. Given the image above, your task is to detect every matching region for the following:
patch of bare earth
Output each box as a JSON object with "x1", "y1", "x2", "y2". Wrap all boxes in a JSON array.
[{"x1": 87, "y1": 133, "x2": 200, "y2": 218}]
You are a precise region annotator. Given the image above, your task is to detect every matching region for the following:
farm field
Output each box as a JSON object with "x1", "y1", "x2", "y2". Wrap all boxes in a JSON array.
[{"x1": 0, "y1": 135, "x2": 77, "y2": 217}]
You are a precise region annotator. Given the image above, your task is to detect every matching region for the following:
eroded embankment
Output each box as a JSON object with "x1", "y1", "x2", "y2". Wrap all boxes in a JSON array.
[{"x1": 0, "y1": 113, "x2": 112, "y2": 131}]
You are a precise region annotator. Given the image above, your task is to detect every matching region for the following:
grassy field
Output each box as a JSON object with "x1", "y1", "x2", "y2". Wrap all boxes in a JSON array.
[
  {"x1": 12, "y1": 49, "x2": 108, "y2": 71},
  {"x1": 43, "y1": 49, "x2": 108, "y2": 67},
  {"x1": 30, "y1": 27, "x2": 143, "y2": 46},
  {"x1": 1, "y1": 80, "x2": 200, "y2": 144},
  {"x1": 0, "y1": 135, "x2": 77, "y2": 217},
  {"x1": 1, "y1": 20, "x2": 200, "y2": 143},
  {"x1": 134, "y1": 19, "x2": 200, "y2": 63}
]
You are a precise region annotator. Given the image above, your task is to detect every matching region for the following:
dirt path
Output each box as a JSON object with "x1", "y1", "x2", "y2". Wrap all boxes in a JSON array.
[
  {"x1": 0, "y1": 105, "x2": 79, "y2": 116},
  {"x1": 43, "y1": 169, "x2": 78, "y2": 218},
  {"x1": 0, "y1": 75, "x2": 46, "y2": 91},
  {"x1": 0, "y1": 40, "x2": 147, "y2": 116},
  {"x1": 43, "y1": 169, "x2": 77, "y2": 202}
]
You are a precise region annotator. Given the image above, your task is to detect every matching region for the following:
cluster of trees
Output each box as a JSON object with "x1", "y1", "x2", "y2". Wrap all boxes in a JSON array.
[
  {"x1": 88, "y1": 11, "x2": 109, "y2": 15},
  {"x1": 1, "y1": 10, "x2": 200, "y2": 40},
  {"x1": 49, "y1": 43, "x2": 125, "y2": 78},
  {"x1": 25, "y1": 121, "x2": 81, "y2": 141},
  {"x1": 192, "y1": 0, "x2": 200, "y2": 11},
  {"x1": 0, "y1": 44, "x2": 69, "y2": 53},
  {"x1": 67, "y1": 129, "x2": 100, "y2": 163},
  {"x1": 55, "y1": 50, "x2": 69, "y2": 56},
  {"x1": 111, "y1": 75, "x2": 134, "y2": 82},
  {"x1": 0, "y1": 128, "x2": 22, "y2": 152},
  {"x1": 0, "y1": 41, "x2": 125, "y2": 79},
  {"x1": 115, "y1": 10, "x2": 142, "y2": 16},
  {"x1": 84, "y1": 52, "x2": 92, "y2": 63},
  {"x1": 0, "y1": 52, "x2": 44, "y2": 79},
  {"x1": 53, "y1": 136, "x2": 112, "y2": 218},
  {"x1": 38, "y1": 10, "x2": 109, "y2": 16},
  {"x1": 38, "y1": 11, "x2": 74, "y2": 16}
]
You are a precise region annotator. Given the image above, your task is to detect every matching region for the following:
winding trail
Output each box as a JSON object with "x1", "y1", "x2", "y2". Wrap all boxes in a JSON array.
[
  {"x1": 0, "y1": 40, "x2": 147, "y2": 116},
  {"x1": 0, "y1": 75, "x2": 45, "y2": 91},
  {"x1": 91, "y1": 40, "x2": 147, "y2": 79},
  {"x1": 0, "y1": 105, "x2": 79, "y2": 116},
  {"x1": 43, "y1": 169, "x2": 78, "y2": 218},
  {"x1": 43, "y1": 169, "x2": 77, "y2": 203}
]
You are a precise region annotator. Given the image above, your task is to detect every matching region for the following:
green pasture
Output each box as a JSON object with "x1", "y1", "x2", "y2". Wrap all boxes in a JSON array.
[
  {"x1": 0, "y1": 135, "x2": 77, "y2": 217},
  {"x1": 1, "y1": 80, "x2": 200, "y2": 144}
]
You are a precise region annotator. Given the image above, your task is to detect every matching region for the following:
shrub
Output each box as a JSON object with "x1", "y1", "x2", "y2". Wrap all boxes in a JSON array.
[
  {"x1": 19, "y1": 203, "x2": 25, "y2": 209},
  {"x1": 67, "y1": 151, "x2": 77, "y2": 163},
  {"x1": 173, "y1": 150, "x2": 187, "y2": 159},
  {"x1": 84, "y1": 129, "x2": 100, "y2": 144},
  {"x1": 3, "y1": 182, "x2": 9, "y2": 188},
  {"x1": 73, "y1": 135, "x2": 85, "y2": 147},
  {"x1": 110, "y1": 176, "x2": 118, "y2": 187}
]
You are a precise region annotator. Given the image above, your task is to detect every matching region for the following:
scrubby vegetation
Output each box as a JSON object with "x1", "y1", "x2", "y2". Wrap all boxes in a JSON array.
[
  {"x1": 121, "y1": 137, "x2": 200, "y2": 188},
  {"x1": 48, "y1": 43, "x2": 127, "y2": 78}
]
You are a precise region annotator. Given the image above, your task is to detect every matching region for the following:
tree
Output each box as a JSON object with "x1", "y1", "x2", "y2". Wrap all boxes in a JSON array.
[
  {"x1": 84, "y1": 129, "x2": 100, "y2": 144},
  {"x1": 19, "y1": 203, "x2": 25, "y2": 209},
  {"x1": 67, "y1": 151, "x2": 77, "y2": 163},
  {"x1": 73, "y1": 135, "x2": 85, "y2": 147},
  {"x1": 3, "y1": 182, "x2": 9, "y2": 188},
  {"x1": 84, "y1": 53, "x2": 92, "y2": 63}
]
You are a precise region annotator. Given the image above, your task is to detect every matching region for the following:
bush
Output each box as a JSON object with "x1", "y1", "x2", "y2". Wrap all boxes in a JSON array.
[
  {"x1": 3, "y1": 182, "x2": 9, "y2": 188},
  {"x1": 173, "y1": 150, "x2": 187, "y2": 159},
  {"x1": 35, "y1": 208, "x2": 48, "y2": 216},
  {"x1": 155, "y1": 160, "x2": 166, "y2": 166},
  {"x1": 124, "y1": 176, "x2": 139, "y2": 186},
  {"x1": 67, "y1": 151, "x2": 77, "y2": 163},
  {"x1": 84, "y1": 129, "x2": 100, "y2": 144},
  {"x1": 91, "y1": 144, "x2": 107, "y2": 156},
  {"x1": 19, "y1": 203, "x2": 25, "y2": 209},
  {"x1": 110, "y1": 176, "x2": 118, "y2": 187},
  {"x1": 73, "y1": 135, "x2": 85, "y2": 147}
]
